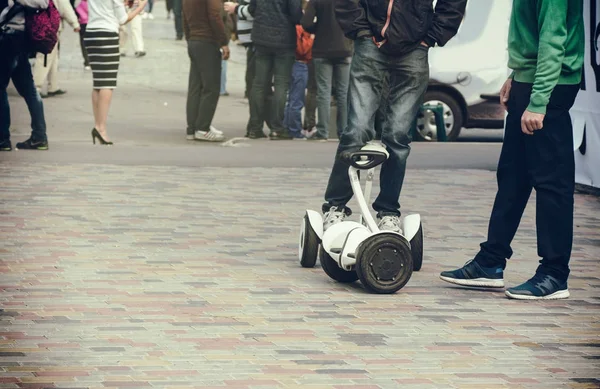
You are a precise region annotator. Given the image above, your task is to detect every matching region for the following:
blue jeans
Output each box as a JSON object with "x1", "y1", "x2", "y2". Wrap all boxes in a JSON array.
[
  {"x1": 220, "y1": 59, "x2": 227, "y2": 94},
  {"x1": 313, "y1": 57, "x2": 350, "y2": 139},
  {"x1": 323, "y1": 37, "x2": 429, "y2": 216},
  {"x1": 0, "y1": 31, "x2": 47, "y2": 142},
  {"x1": 283, "y1": 61, "x2": 308, "y2": 135}
]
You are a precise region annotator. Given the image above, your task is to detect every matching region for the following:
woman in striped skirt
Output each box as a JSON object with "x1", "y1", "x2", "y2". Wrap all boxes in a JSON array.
[{"x1": 84, "y1": 0, "x2": 146, "y2": 145}]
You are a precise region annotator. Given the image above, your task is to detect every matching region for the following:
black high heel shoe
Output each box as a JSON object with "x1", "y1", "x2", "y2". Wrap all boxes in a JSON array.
[{"x1": 92, "y1": 128, "x2": 113, "y2": 145}]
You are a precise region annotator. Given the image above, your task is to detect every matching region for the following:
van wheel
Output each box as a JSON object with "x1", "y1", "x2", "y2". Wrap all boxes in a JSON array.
[{"x1": 416, "y1": 91, "x2": 463, "y2": 142}]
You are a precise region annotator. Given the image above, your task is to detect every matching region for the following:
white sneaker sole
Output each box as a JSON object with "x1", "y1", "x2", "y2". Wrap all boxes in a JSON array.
[
  {"x1": 505, "y1": 289, "x2": 570, "y2": 300},
  {"x1": 440, "y1": 275, "x2": 505, "y2": 288}
]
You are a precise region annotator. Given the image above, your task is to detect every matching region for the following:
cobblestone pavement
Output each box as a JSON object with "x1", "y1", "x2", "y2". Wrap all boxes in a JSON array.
[{"x1": 1, "y1": 164, "x2": 599, "y2": 389}]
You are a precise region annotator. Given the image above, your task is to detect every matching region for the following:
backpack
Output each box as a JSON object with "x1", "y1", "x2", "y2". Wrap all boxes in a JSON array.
[{"x1": 24, "y1": 0, "x2": 61, "y2": 55}]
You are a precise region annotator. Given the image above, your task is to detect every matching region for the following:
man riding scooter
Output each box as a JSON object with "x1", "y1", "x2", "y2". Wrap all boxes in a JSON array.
[{"x1": 322, "y1": 0, "x2": 467, "y2": 232}]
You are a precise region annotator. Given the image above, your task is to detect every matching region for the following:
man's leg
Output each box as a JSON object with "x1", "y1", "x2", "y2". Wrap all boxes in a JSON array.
[
  {"x1": 33, "y1": 49, "x2": 52, "y2": 93},
  {"x1": 119, "y1": 25, "x2": 128, "y2": 54},
  {"x1": 48, "y1": 41, "x2": 61, "y2": 93},
  {"x1": 11, "y1": 52, "x2": 47, "y2": 144},
  {"x1": 440, "y1": 81, "x2": 534, "y2": 289},
  {"x1": 323, "y1": 37, "x2": 389, "y2": 213},
  {"x1": 195, "y1": 41, "x2": 222, "y2": 133},
  {"x1": 245, "y1": 44, "x2": 255, "y2": 98},
  {"x1": 173, "y1": 0, "x2": 183, "y2": 39},
  {"x1": 270, "y1": 49, "x2": 296, "y2": 138},
  {"x1": 186, "y1": 40, "x2": 202, "y2": 138},
  {"x1": 287, "y1": 61, "x2": 308, "y2": 136},
  {"x1": 314, "y1": 58, "x2": 333, "y2": 139},
  {"x1": 246, "y1": 46, "x2": 273, "y2": 136},
  {"x1": 304, "y1": 60, "x2": 317, "y2": 131},
  {"x1": 527, "y1": 84, "x2": 580, "y2": 283},
  {"x1": 131, "y1": 15, "x2": 144, "y2": 53},
  {"x1": 332, "y1": 57, "x2": 351, "y2": 139},
  {"x1": 0, "y1": 40, "x2": 20, "y2": 144},
  {"x1": 373, "y1": 46, "x2": 429, "y2": 217},
  {"x1": 473, "y1": 81, "x2": 535, "y2": 269}
]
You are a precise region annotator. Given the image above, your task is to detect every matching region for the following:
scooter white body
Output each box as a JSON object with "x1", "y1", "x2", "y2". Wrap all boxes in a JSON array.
[{"x1": 299, "y1": 142, "x2": 424, "y2": 294}]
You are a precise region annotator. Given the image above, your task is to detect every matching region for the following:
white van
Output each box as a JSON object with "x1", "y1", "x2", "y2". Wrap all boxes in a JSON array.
[{"x1": 415, "y1": 0, "x2": 512, "y2": 141}]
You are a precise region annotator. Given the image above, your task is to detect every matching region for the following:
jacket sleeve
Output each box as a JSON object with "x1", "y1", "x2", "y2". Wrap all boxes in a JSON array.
[
  {"x1": 56, "y1": 0, "x2": 79, "y2": 28},
  {"x1": 16, "y1": 0, "x2": 48, "y2": 8},
  {"x1": 334, "y1": 0, "x2": 371, "y2": 40},
  {"x1": 288, "y1": 0, "x2": 302, "y2": 24},
  {"x1": 207, "y1": 0, "x2": 228, "y2": 46},
  {"x1": 300, "y1": 0, "x2": 316, "y2": 34},
  {"x1": 527, "y1": 0, "x2": 569, "y2": 114},
  {"x1": 425, "y1": 0, "x2": 466, "y2": 47},
  {"x1": 236, "y1": 3, "x2": 253, "y2": 21}
]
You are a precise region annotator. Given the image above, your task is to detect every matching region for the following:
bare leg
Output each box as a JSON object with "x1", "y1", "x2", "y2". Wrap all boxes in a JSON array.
[{"x1": 96, "y1": 89, "x2": 114, "y2": 141}]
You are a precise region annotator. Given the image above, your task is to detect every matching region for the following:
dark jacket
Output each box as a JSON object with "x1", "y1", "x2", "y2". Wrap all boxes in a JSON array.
[
  {"x1": 182, "y1": 0, "x2": 228, "y2": 46},
  {"x1": 301, "y1": 0, "x2": 352, "y2": 59},
  {"x1": 335, "y1": 0, "x2": 466, "y2": 57},
  {"x1": 249, "y1": 0, "x2": 303, "y2": 50}
]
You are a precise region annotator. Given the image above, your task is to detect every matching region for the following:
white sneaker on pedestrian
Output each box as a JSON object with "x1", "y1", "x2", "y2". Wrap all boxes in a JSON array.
[
  {"x1": 148, "y1": 13, "x2": 154, "y2": 19},
  {"x1": 378, "y1": 215, "x2": 403, "y2": 234},
  {"x1": 323, "y1": 206, "x2": 347, "y2": 231},
  {"x1": 209, "y1": 126, "x2": 224, "y2": 135},
  {"x1": 195, "y1": 128, "x2": 225, "y2": 142}
]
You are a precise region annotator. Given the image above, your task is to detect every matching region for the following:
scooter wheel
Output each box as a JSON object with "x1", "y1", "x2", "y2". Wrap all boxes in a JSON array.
[
  {"x1": 411, "y1": 223, "x2": 423, "y2": 271},
  {"x1": 299, "y1": 214, "x2": 319, "y2": 268},
  {"x1": 355, "y1": 234, "x2": 413, "y2": 294},
  {"x1": 320, "y1": 246, "x2": 359, "y2": 283}
]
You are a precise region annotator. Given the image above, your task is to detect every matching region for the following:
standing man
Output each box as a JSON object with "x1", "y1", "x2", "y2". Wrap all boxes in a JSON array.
[
  {"x1": 301, "y1": 0, "x2": 353, "y2": 141},
  {"x1": 183, "y1": 0, "x2": 229, "y2": 141},
  {"x1": 440, "y1": 0, "x2": 585, "y2": 300},
  {"x1": 321, "y1": 0, "x2": 466, "y2": 230},
  {"x1": 245, "y1": 0, "x2": 303, "y2": 140}
]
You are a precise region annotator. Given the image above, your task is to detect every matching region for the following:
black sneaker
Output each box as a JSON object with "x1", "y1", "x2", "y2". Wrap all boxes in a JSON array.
[
  {"x1": 505, "y1": 273, "x2": 569, "y2": 300},
  {"x1": 0, "y1": 139, "x2": 12, "y2": 151},
  {"x1": 16, "y1": 138, "x2": 48, "y2": 150},
  {"x1": 440, "y1": 260, "x2": 504, "y2": 288},
  {"x1": 247, "y1": 131, "x2": 267, "y2": 139}
]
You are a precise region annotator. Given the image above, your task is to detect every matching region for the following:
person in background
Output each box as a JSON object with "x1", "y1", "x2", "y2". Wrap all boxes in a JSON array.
[
  {"x1": 33, "y1": 0, "x2": 80, "y2": 98},
  {"x1": 120, "y1": 0, "x2": 146, "y2": 57},
  {"x1": 141, "y1": 0, "x2": 152, "y2": 18},
  {"x1": 75, "y1": 0, "x2": 91, "y2": 70},
  {"x1": 440, "y1": 0, "x2": 585, "y2": 300},
  {"x1": 321, "y1": 0, "x2": 466, "y2": 232},
  {"x1": 84, "y1": 0, "x2": 147, "y2": 145},
  {"x1": 220, "y1": 3, "x2": 233, "y2": 96},
  {"x1": 301, "y1": 0, "x2": 352, "y2": 140},
  {"x1": 283, "y1": 24, "x2": 313, "y2": 139},
  {"x1": 183, "y1": 0, "x2": 229, "y2": 141},
  {"x1": 173, "y1": 0, "x2": 182, "y2": 39},
  {"x1": 245, "y1": 0, "x2": 303, "y2": 140},
  {"x1": 165, "y1": 0, "x2": 173, "y2": 19},
  {"x1": 0, "y1": 0, "x2": 50, "y2": 151}
]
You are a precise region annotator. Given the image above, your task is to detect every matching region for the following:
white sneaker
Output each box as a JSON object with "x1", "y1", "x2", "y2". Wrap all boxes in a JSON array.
[
  {"x1": 323, "y1": 206, "x2": 347, "y2": 231},
  {"x1": 378, "y1": 215, "x2": 403, "y2": 234},
  {"x1": 148, "y1": 13, "x2": 154, "y2": 19},
  {"x1": 194, "y1": 128, "x2": 225, "y2": 142},
  {"x1": 209, "y1": 126, "x2": 224, "y2": 135}
]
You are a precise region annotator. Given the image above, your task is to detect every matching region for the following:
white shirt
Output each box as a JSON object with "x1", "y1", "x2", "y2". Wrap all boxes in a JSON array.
[{"x1": 87, "y1": 0, "x2": 127, "y2": 33}]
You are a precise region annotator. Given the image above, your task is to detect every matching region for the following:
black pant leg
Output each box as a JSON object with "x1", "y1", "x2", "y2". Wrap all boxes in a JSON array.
[
  {"x1": 527, "y1": 84, "x2": 580, "y2": 282},
  {"x1": 475, "y1": 81, "x2": 533, "y2": 268}
]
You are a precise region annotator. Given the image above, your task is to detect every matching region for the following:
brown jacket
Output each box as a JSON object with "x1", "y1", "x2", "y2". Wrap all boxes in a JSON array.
[{"x1": 182, "y1": 0, "x2": 228, "y2": 46}]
